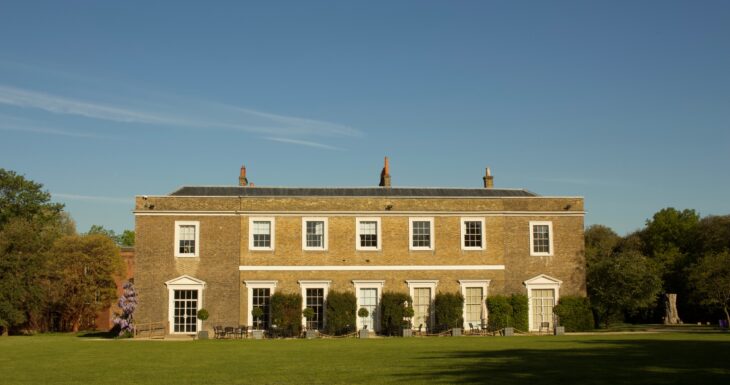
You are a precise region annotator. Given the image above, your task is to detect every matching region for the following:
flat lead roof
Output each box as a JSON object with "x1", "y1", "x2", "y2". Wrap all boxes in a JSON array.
[{"x1": 169, "y1": 186, "x2": 538, "y2": 198}]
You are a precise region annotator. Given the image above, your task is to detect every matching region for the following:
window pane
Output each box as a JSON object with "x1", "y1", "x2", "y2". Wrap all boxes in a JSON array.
[
  {"x1": 359, "y1": 221, "x2": 378, "y2": 248},
  {"x1": 306, "y1": 288, "x2": 325, "y2": 330},
  {"x1": 252, "y1": 288, "x2": 271, "y2": 329},
  {"x1": 464, "y1": 221, "x2": 482, "y2": 248},
  {"x1": 306, "y1": 221, "x2": 324, "y2": 248},
  {"x1": 178, "y1": 225, "x2": 196, "y2": 254},
  {"x1": 253, "y1": 221, "x2": 271, "y2": 248},
  {"x1": 173, "y1": 289, "x2": 198, "y2": 333},
  {"x1": 465, "y1": 287, "x2": 483, "y2": 324},
  {"x1": 413, "y1": 288, "x2": 431, "y2": 330},
  {"x1": 533, "y1": 225, "x2": 550, "y2": 253},
  {"x1": 412, "y1": 221, "x2": 431, "y2": 248}
]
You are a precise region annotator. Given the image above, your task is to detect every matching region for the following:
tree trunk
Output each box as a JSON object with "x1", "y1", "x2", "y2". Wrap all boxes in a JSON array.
[{"x1": 663, "y1": 293, "x2": 681, "y2": 325}]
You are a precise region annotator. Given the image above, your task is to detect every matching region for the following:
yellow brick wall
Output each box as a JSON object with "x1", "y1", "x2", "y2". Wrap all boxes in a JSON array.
[{"x1": 134, "y1": 194, "x2": 584, "y2": 331}]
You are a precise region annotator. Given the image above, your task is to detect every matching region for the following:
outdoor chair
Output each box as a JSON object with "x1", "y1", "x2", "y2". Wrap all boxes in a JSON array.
[
  {"x1": 224, "y1": 326, "x2": 235, "y2": 339},
  {"x1": 468, "y1": 323, "x2": 476, "y2": 335},
  {"x1": 416, "y1": 324, "x2": 424, "y2": 337},
  {"x1": 539, "y1": 321, "x2": 550, "y2": 335},
  {"x1": 213, "y1": 326, "x2": 225, "y2": 339},
  {"x1": 235, "y1": 325, "x2": 247, "y2": 339}
]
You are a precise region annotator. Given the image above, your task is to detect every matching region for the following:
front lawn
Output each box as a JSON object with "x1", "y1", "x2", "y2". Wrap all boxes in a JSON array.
[{"x1": 1, "y1": 333, "x2": 728, "y2": 384}]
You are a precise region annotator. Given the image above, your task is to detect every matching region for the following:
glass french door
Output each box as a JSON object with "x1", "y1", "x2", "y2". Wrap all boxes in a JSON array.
[
  {"x1": 531, "y1": 289, "x2": 555, "y2": 330},
  {"x1": 173, "y1": 290, "x2": 198, "y2": 333},
  {"x1": 359, "y1": 288, "x2": 378, "y2": 331},
  {"x1": 413, "y1": 288, "x2": 431, "y2": 330},
  {"x1": 306, "y1": 288, "x2": 325, "y2": 330}
]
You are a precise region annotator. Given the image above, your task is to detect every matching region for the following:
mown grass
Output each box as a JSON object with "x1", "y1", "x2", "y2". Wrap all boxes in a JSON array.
[{"x1": 1, "y1": 332, "x2": 729, "y2": 385}]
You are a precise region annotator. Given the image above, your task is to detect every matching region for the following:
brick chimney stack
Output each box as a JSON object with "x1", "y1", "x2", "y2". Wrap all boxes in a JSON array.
[
  {"x1": 379, "y1": 156, "x2": 391, "y2": 187},
  {"x1": 483, "y1": 167, "x2": 494, "y2": 189},
  {"x1": 239, "y1": 165, "x2": 248, "y2": 187}
]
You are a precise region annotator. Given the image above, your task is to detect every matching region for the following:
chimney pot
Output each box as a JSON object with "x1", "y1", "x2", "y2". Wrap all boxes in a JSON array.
[
  {"x1": 483, "y1": 167, "x2": 494, "y2": 189},
  {"x1": 379, "y1": 156, "x2": 392, "y2": 187},
  {"x1": 239, "y1": 165, "x2": 249, "y2": 187}
]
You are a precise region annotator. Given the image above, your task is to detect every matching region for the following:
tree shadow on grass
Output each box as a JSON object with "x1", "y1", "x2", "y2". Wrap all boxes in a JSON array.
[
  {"x1": 395, "y1": 337, "x2": 730, "y2": 385},
  {"x1": 76, "y1": 331, "x2": 117, "y2": 339}
]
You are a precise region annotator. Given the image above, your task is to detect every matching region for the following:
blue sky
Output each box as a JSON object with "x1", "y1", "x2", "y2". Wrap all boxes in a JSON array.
[{"x1": 1, "y1": 1, "x2": 728, "y2": 235}]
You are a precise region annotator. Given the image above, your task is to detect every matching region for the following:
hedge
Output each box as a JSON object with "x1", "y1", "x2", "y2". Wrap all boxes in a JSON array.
[
  {"x1": 554, "y1": 296, "x2": 594, "y2": 332},
  {"x1": 487, "y1": 295, "x2": 513, "y2": 330},
  {"x1": 324, "y1": 290, "x2": 357, "y2": 335},
  {"x1": 510, "y1": 294, "x2": 529, "y2": 331},
  {"x1": 434, "y1": 292, "x2": 464, "y2": 331},
  {"x1": 270, "y1": 292, "x2": 302, "y2": 337},
  {"x1": 380, "y1": 292, "x2": 412, "y2": 336}
]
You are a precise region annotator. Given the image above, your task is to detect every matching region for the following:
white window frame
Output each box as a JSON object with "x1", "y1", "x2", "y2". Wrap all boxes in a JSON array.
[
  {"x1": 406, "y1": 280, "x2": 438, "y2": 330},
  {"x1": 165, "y1": 275, "x2": 206, "y2": 335},
  {"x1": 302, "y1": 217, "x2": 328, "y2": 251},
  {"x1": 460, "y1": 217, "x2": 486, "y2": 251},
  {"x1": 355, "y1": 217, "x2": 382, "y2": 251},
  {"x1": 299, "y1": 280, "x2": 331, "y2": 328},
  {"x1": 244, "y1": 280, "x2": 277, "y2": 327},
  {"x1": 409, "y1": 217, "x2": 435, "y2": 251},
  {"x1": 174, "y1": 220, "x2": 200, "y2": 257},
  {"x1": 524, "y1": 274, "x2": 562, "y2": 331},
  {"x1": 529, "y1": 221, "x2": 554, "y2": 257},
  {"x1": 249, "y1": 217, "x2": 275, "y2": 251},
  {"x1": 459, "y1": 279, "x2": 490, "y2": 328},
  {"x1": 353, "y1": 280, "x2": 385, "y2": 332}
]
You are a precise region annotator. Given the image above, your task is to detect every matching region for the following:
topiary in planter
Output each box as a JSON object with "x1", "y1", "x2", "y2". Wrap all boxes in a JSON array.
[
  {"x1": 358, "y1": 307, "x2": 370, "y2": 330},
  {"x1": 251, "y1": 307, "x2": 264, "y2": 330},
  {"x1": 196, "y1": 309, "x2": 210, "y2": 339}
]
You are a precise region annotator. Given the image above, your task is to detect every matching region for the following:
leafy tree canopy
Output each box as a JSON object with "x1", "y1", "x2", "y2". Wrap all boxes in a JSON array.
[
  {"x1": 0, "y1": 168, "x2": 64, "y2": 229},
  {"x1": 587, "y1": 250, "x2": 663, "y2": 327},
  {"x1": 689, "y1": 251, "x2": 730, "y2": 325}
]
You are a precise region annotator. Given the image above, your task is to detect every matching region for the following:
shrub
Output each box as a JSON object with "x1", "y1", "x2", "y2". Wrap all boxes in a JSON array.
[
  {"x1": 380, "y1": 292, "x2": 412, "y2": 336},
  {"x1": 487, "y1": 295, "x2": 513, "y2": 330},
  {"x1": 434, "y1": 292, "x2": 464, "y2": 331},
  {"x1": 196, "y1": 308, "x2": 209, "y2": 321},
  {"x1": 510, "y1": 294, "x2": 529, "y2": 331},
  {"x1": 270, "y1": 292, "x2": 302, "y2": 337},
  {"x1": 324, "y1": 290, "x2": 356, "y2": 335},
  {"x1": 554, "y1": 296, "x2": 594, "y2": 332}
]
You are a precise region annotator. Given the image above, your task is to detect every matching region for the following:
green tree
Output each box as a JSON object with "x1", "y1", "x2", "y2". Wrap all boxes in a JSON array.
[
  {"x1": 584, "y1": 225, "x2": 621, "y2": 265},
  {"x1": 0, "y1": 169, "x2": 69, "y2": 334},
  {"x1": 119, "y1": 230, "x2": 135, "y2": 247},
  {"x1": 46, "y1": 234, "x2": 123, "y2": 332},
  {"x1": 689, "y1": 251, "x2": 730, "y2": 325},
  {"x1": 0, "y1": 218, "x2": 60, "y2": 333},
  {"x1": 0, "y1": 168, "x2": 64, "y2": 228},
  {"x1": 87, "y1": 225, "x2": 134, "y2": 247},
  {"x1": 587, "y1": 250, "x2": 662, "y2": 327}
]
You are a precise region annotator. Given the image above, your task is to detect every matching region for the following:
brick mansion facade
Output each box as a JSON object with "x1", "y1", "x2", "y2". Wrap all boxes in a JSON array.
[{"x1": 134, "y1": 159, "x2": 586, "y2": 335}]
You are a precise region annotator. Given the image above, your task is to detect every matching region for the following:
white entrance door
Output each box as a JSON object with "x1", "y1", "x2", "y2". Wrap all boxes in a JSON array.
[
  {"x1": 531, "y1": 289, "x2": 555, "y2": 330},
  {"x1": 359, "y1": 288, "x2": 378, "y2": 331}
]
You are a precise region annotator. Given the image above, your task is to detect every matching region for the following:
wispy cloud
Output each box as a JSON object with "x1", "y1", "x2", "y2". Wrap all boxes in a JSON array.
[
  {"x1": 0, "y1": 85, "x2": 182, "y2": 125},
  {"x1": 0, "y1": 114, "x2": 108, "y2": 138},
  {"x1": 53, "y1": 193, "x2": 134, "y2": 204},
  {"x1": 263, "y1": 136, "x2": 344, "y2": 151},
  {"x1": 0, "y1": 84, "x2": 361, "y2": 148}
]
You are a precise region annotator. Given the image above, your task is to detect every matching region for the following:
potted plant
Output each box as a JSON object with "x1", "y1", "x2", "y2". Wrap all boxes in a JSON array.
[
  {"x1": 196, "y1": 309, "x2": 210, "y2": 339},
  {"x1": 402, "y1": 304, "x2": 415, "y2": 337},
  {"x1": 251, "y1": 307, "x2": 265, "y2": 339},
  {"x1": 358, "y1": 307, "x2": 370, "y2": 338},
  {"x1": 302, "y1": 307, "x2": 317, "y2": 339}
]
